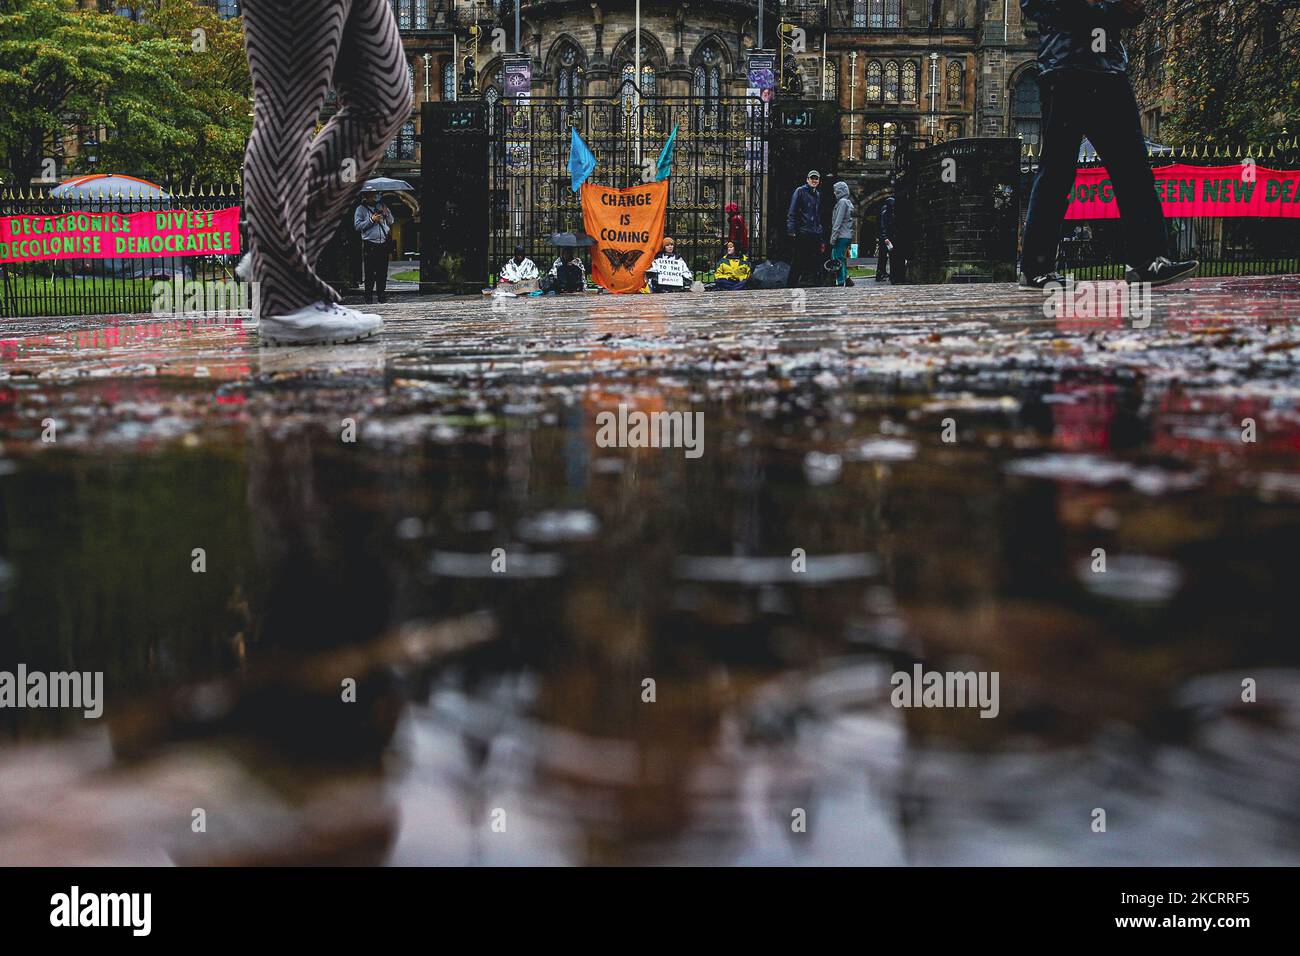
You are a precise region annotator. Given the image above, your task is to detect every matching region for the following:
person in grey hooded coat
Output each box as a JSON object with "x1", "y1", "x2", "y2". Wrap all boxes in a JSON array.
[{"x1": 829, "y1": 181, "x2": 856, "y2": 287}]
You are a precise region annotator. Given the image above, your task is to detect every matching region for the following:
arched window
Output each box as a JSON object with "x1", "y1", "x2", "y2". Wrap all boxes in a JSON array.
[
  {"x1": 866, "y1": 60, "x2": 882, "y2": 101},
  {"x1": 389, "y1": 0, "x2": 428, "y2": 31},
  {"x1": 884, "y1": 0, "x2": 900, "y2": 27},
  {"x1": 900, "y1": 61, "x2": 917, "y2": 102},
  {"x1": 1011, "y1": 70, "x2": 1042, "y2": 146},
  {"x1": 823, "y1": 57, "x2": 838, "y2": 101},
  {"x1": 852, "y1": 1, "x2": 867, "y2": 27},
  {"x1": 621, "y1": 62, "x2": 657, "y2": 107},
  {"x1": 864, "y1": 122, "x2": 881, "y2": 160},
  {"x1": 868, "y1": 0, "x2": 883, "y2": 28},
  {"x1": 693, "y1": 63, "x2": 720, "y2": 102},
  {"x1": 614, "y1": 33, "x2": 663, "y2": 108},
  {"x1": 442, "y1": 60, "x2": 455, "y2": 100},
  {"x1": 947, "y1": 120, "x2": 963, "y2": 140},
  {"x1": 480, "y1": 61, "x2": 504, "y2": 130},
  {"x1": 883, "y1": 61, "x2": 899, "y2": 102},
  {"x1": 882, "y1": 121, "x2": 901, "y2": 159},
  {"x1": 692, "y1": 40, "x2": 726, "y2": 109},
  {"x1": 946, "y1": 61, "x2": 963, "y2": 105},
  {"x1": 385, "y1": 120, "x2": 416, "y2": 160},
  {"x1": 554, "y1": 41, "x2": 584, "y2": 105}
]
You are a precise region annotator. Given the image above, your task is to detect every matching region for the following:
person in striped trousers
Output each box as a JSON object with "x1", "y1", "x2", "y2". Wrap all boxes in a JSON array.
[{"x1": 241, "y1": 0, "x2": 413, "y2": 345}]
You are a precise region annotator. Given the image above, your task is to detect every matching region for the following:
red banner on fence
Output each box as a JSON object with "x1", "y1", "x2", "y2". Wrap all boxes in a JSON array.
[
  {"x1": 0, "y1": 207, "x2": 241, "y2": 263},
  {"x1": 1065, "y1": 164, "x2": 1300, "y2": 219}
]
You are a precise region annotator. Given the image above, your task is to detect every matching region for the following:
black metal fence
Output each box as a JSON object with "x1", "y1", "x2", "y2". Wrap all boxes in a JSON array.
[
  {"x1": 0, "y1": 186, "x2": 245, "y2": 319},
  {"x1": 488, "y1": 91, "x2": 770, "y2": 282},
  {"x1": 1020, "y1": 145, "x2": 1300, "y2": 279}
]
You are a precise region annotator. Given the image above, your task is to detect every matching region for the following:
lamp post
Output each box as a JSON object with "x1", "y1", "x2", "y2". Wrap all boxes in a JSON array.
[
  {"x1": 928, "y1": 52, "x2": 938, "y2": 140},
  {"x1": 423, "y1": 51, "x2": 432, "y2": 103},
  {"x1": 848, "y1": 51, "x2": 857, "y2": 160}
]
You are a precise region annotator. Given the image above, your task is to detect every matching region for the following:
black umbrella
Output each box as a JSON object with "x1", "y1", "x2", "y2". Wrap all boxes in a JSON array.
[{"x1": 549, "y1": 231, "x2": 597, "y2": 247}]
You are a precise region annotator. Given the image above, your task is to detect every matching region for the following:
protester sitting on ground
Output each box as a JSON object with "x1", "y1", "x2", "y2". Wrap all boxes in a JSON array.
[
  {"x1": 725, "y1": 202, "x2": 749, "y2": 254},
  {"x1": 547, "y1": 249, "x2": 586, "y2": 293},
  {"x1": 713, "y1": 240, "x2": 752, "y2": 291},
  {"x1": 646, "y1": 237, "x2": 693, "y2": 292},
  {"x1": 500, "y1": 245, "x2": 539, "y2": 285},
  {"x1": 830, "y1": 181, "x2": 856, "y2": 288}
]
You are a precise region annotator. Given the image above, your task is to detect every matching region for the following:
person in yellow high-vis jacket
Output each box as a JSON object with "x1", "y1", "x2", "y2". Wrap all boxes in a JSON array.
[{"x1": 713, "y1": 240, "x2": 751, "y2": 291}]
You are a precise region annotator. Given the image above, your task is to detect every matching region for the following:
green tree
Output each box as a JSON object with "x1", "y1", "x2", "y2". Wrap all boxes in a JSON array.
[
  {"x1": 0, "y1": 0, "x2": 250, "y2": 187},
  {"x1": 1130, "y1": 0, "x2": 1300, "y2": 147},
  {"x1": 93, "y1": 0, "x2": 252, "y2": 184}
]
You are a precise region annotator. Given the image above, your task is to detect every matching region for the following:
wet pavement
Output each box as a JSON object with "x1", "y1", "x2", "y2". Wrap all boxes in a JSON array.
[{"x1": 2, "y1": 275, "x2": 1299, "y2": 865}]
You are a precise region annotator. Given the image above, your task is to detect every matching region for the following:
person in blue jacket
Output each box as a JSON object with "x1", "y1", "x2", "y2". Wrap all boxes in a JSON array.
[
  {"x1": 786, "y1": 170, "x2": 826, "y2": 288},
  {"x1": 1018, "y1": 0, "x2": 1196, "y2": 290}
]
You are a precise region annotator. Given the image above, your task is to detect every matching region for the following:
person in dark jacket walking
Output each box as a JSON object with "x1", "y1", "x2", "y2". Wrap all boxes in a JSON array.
[
  {"x1": 786, "y1": 170, "x2": 825, "y2": 288},
  {"x1": 876, "y1": 196, "x2": 896, "y2": 282},
  {"x1": 1018, "y1": 0, "x2": 1196, "y2": 290}
]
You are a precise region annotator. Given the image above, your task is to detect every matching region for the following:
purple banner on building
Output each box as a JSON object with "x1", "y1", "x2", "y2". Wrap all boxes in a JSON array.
[{"x1": 504, "y1": 55, "x2": 532, "y2": 101}]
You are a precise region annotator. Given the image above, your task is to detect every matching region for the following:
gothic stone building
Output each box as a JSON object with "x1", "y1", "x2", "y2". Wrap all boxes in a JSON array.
[{"x1": 378, "y1": 0, "x2": 1044, "y2": 251}]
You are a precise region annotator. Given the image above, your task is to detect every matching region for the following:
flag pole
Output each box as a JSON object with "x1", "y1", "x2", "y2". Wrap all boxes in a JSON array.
[{"x1": 634, "y1": 0, "x2": 642, "y2": 168}]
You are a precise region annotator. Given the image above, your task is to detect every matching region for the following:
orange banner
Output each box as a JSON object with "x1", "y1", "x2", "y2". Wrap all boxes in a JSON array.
[{"x1": 580, "y1": 181, "x2": 668, "y2": 294}]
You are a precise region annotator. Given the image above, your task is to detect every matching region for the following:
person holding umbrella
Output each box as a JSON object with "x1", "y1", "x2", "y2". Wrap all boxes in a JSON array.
[
  {"x1": 354, "y1": 190, "x2": 394, "y2": 304},
  {"x1": 548, "y1": 249, "x2": 586, "y2": 293},
  {"x1": 543, "y1": 231, "x2": 592, "y2": 293}
]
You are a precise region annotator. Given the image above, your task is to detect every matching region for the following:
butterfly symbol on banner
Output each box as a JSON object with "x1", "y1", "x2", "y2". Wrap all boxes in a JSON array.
[{"x1": 602, "y1": 248, "x2": 643, "y2": 273}]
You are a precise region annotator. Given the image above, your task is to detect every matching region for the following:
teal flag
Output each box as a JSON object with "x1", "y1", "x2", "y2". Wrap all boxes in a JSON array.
[
  {"x1": 655, "y1": 124, "x2": 678, "y2": 182},
  {"x1": 569, "y1": 127, "x2": 596, "y2": 193}
]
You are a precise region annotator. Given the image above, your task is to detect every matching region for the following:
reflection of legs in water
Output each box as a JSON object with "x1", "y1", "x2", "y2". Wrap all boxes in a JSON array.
[{"x1": 244, "y1": 424, "x2": 399, "y2": 763}]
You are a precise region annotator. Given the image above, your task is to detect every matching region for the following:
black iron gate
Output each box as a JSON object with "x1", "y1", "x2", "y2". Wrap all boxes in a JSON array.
[{"x1": 488, "y1": 88, "x2": 770, "y2": 280}]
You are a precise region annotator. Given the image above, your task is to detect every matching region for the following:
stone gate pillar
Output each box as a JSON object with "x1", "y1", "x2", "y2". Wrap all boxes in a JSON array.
[{"x1": 896, "y1": 137, "x2": 1021, "y2": 283}]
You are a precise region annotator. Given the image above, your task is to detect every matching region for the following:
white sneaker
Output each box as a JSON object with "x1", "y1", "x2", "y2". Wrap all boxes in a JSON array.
[
  {"x1": 235, "y1": 252, "x2": 252, "y2": 281},
  {"x1": 258, "y1": 301, "x2": 383, "y2": 346},
  {"x1": 329, "y1": 301, "x2": 382, "y2": 322}
]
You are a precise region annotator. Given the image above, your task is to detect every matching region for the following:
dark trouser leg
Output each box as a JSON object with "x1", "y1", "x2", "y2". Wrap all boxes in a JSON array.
[
  {"x1": 1019, "y1": 72, "x2": 1086, "y2": 278},
  {"x1": 1084, "y1": 74, "x2": 1168, "y2": 269},
  {"x1": 373, "y1": 243, "x2": 389, "y2": 300},
  {"x1": 361, "y1": 240, "x2": 377, "y2": 297},
  {"x1": 790, "y1": 234, "x2": 820, "y2": 287},
  {"x1": 877, "y1": 239, "x2": 890, "y2": 279}
]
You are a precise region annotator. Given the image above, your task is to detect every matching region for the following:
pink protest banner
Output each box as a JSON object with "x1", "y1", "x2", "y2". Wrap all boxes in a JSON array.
[
  {"x1": 0, "y1": 206, "x2": 241, "y2": 263},
  {"x1": 1065, "y1": 164, "x2": 1300, "y2": 219}
]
